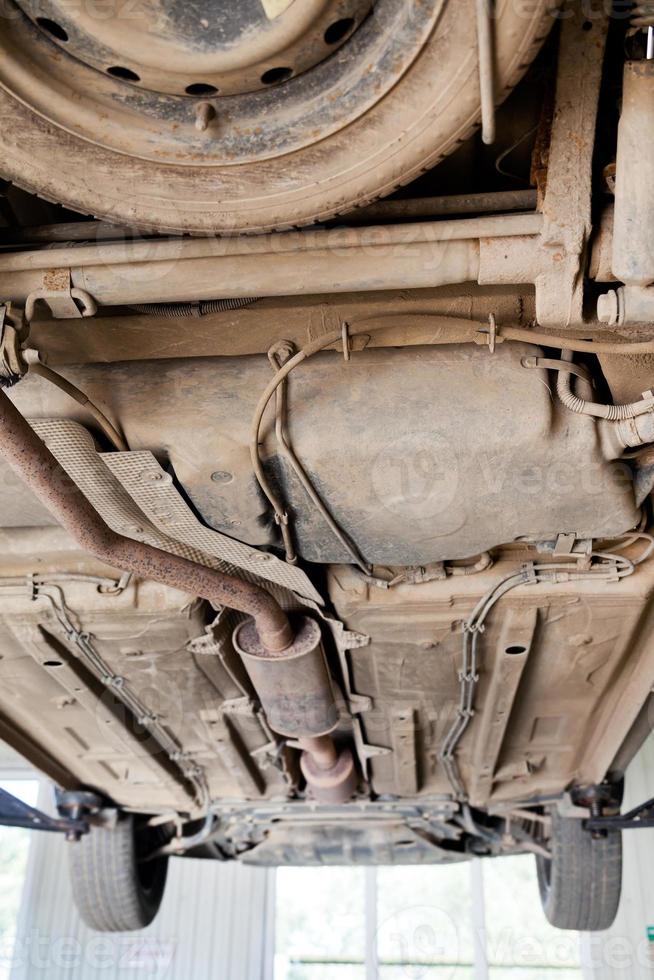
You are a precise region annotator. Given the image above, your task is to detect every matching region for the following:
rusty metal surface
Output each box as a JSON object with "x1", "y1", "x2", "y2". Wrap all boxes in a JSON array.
[
  {"x1": 298, "y1": 735, "x2": 338, "y2": 770},
  {"x1": 0, "y1": 389, "x2": 293, "y2": 652},
  {"x1": 17, "y1": 0, "x2": 373, "y2": 97},
  {"x1": 299, "y1": 742, "x2": 357, "y2": 804},
  {"x1": 232, "y1": 607, "x2": 357, "y2": 802},
  {"x1": 596, "y1": 60, "x2": 654, "y2": 327},
  {"x1": 611, "y1": 61, "x2": 654, "y2": 287},
  {"x1": 0, "y1": 0, "x2": 651, "y2": 865},
  {"x1": 0, "y1": 417, "x2": 364, "y2": 659},
  {"x1": 535, "y1": 7, "x2": 608, "y2": 326},
  {"x1": 7, "y1": 417, "x2": 323, "y2": 603},
  {"x1": 0, "y1": 369, "x2": 652, "y2": 824},
  {"x1": 0, "y1": 398, "x2": 364, "y2": 807},
  {"x1": 233, "y1": 612, "x2": 357, "y2": 802},
  {"x1": 233, "y1": 616, "x2": 338, "y2": 737}
]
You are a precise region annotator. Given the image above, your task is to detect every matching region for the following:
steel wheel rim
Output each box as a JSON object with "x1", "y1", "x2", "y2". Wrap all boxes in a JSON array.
[{"x1": 0, "y1": 0, "x2": 444, "y2": 167}]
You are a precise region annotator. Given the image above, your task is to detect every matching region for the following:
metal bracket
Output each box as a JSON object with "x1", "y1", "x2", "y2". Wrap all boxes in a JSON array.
[
  {"x1": 25, "y1": 269, "x2": 97, "y2": 322},
  {"x1": 348, "y1": 693, "x2": 373, "y2": 715},
  {"x1": 536, "y1": 535, "x2": 592, "y2": 559},
  {"x1": 553, "y1": 532, "x2": 577, "y2": 557},
  {"x1": 353, "y1": 724, "x2": 391, "y2": 762},
  {"x1": 0, "y1": 786, "x2": 89, "y2": 839},
  {"x1": 0, "y1": 302, "x2": 28, "y2": 387}
]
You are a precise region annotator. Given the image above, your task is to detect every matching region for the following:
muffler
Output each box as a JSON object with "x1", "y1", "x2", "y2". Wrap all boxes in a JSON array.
[{"x1": 233, "y1": 615, "x2": 357, "y2": 803}]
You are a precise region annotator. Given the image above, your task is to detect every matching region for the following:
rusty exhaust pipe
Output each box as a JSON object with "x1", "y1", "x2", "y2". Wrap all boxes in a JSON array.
[
  {"x1": 0, "y1": 390, "x2": 356, "y2": 801},
  {"x1": 0, "y1": 389, "x2": 293, "y2": 653}
]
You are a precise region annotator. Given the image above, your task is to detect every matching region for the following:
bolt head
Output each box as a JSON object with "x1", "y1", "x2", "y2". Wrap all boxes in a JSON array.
[{"x1": 211, "y1": 470, "x2": 234, "y2": 484}]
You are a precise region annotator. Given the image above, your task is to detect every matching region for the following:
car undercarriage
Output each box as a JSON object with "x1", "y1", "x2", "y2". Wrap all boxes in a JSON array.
[{"x1": 0, "y1": 0, "x2": 653, "y2": 935}]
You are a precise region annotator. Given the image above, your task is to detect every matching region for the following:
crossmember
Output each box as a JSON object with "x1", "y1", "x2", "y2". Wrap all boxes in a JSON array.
[
  {"x1": 585, "y1": 797, "x2": 654, "y2": 832},
  {"x1": 0, "y1": 786, "x2": 88, "y2": 837}
]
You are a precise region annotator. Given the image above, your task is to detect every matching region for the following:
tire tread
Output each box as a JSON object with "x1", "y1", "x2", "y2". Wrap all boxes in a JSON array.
[
  {"x1": 68, "y1": 816, "x2": 167, "y2": 932},
  {"x1": 536, "y1": 812, "x2": 622, "y2": 932}
]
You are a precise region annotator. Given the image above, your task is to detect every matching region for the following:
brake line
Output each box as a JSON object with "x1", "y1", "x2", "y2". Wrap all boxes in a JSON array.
[
  {"x1": 438, "y1": 550, "x2": 640, "y2": 800},
  {"x1": 250, "y1": 315, "x2": 654, "y2": 566},
  {"x1": 27, "y1": 360, "x2": 128, "y2": 452},
  {"x1": 266, "y1": 342, "x2": 372, "y2": 574}
]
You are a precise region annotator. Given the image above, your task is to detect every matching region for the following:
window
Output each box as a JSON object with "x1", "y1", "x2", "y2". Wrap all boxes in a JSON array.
[
  {"x1": 274, "y1": 856, "x2": 582, "y2": 979},
  {"x1": 376, "y1": 864, "x2": 474, "y2": 979},
  {"x1": 0, "y1": 780, "x2": 39, "y2": 980},
  {"x1": 275, "y1": 867, "x2": 366, "y2": 978},
  {"x1": 483, "y1": 856, "x2": 581, "y2": 979}
]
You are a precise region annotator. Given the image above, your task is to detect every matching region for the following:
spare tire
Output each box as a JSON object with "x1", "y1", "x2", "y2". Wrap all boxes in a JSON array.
[{"x1": 0, "y1": 0, "x2": 555, "y2": 234}]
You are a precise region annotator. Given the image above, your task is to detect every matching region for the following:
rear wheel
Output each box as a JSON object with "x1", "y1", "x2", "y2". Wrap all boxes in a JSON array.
[
  {"x1": 68, "y1": 814, "x2": 168, "y2": 932},
  {"x1": 0, "y1": 0, "x2": 555, "y2": 233},
  {"x1": 535, "y1": 811, "x2": 622, "y2": 932}
]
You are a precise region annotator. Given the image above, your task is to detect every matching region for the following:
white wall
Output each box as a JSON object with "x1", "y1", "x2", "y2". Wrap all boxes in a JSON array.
[
  {"x1": 10, "y1": 785, "x2": 274, "y2": 980},
  {"x1": 0, "y1": 745, "x2": 33, "y2": 777},
  {"x1": 582, "y1": 735, "x2": 654, "y2": 979}
]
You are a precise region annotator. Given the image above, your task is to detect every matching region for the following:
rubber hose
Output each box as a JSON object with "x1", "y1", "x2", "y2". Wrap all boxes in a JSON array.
[{"x1": 556, "y1": 350, "x2": 654, "y2": 421}]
